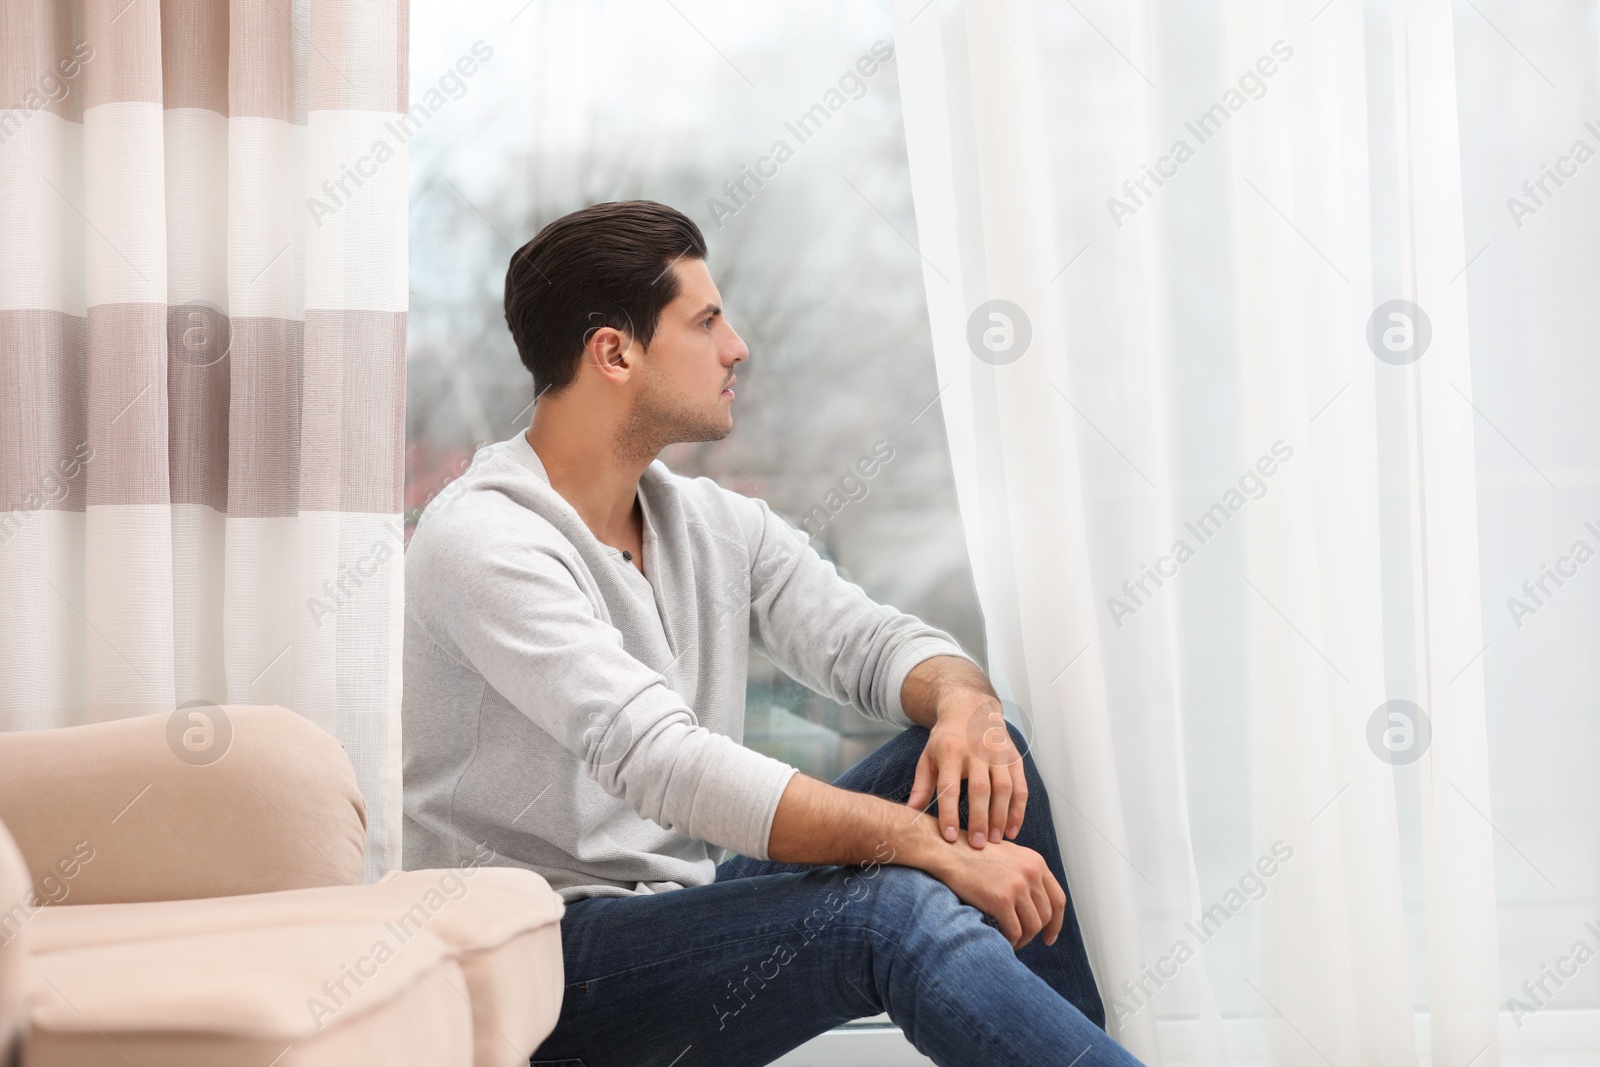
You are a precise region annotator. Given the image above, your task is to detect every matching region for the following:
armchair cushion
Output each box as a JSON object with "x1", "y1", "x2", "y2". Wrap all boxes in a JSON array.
[
  {"x1": 25, "y1": 922, "x2": 473, "y2": 1067},
  {"x1": 28, "y1": 867, "x2": 566, "y2": 1067}
]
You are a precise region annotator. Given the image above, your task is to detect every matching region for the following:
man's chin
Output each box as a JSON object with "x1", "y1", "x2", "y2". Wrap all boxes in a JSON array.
[
  {"x1": 668, "y1": 416, "x2": 732, "y2": 447},
  {"x1": 700, "y1": 420, "x2": 733, "y2": 444}
]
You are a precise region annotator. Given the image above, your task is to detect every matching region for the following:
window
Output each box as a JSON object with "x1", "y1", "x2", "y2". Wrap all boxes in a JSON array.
[{"x1": 405, "y1": 0, "x2": 983, "y2": 784}]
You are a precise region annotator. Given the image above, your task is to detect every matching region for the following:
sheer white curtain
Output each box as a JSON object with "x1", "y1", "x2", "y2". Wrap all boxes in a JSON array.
[{"x1": 894, "y1": 0, "x2": 1594, "y2": 1062}]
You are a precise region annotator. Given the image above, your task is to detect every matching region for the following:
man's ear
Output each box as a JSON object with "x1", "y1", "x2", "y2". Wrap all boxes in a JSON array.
[{"x1": 586, "y1": 325, "x2": 638, "y2": 384}]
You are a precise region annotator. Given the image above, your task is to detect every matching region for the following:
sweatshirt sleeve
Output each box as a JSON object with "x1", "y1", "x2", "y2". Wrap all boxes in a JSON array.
[
  {"x1": 737, "y1": 494, "x2": 975, "y2": 728},
  {"x1": 408, "y1": 502, "x2": 797, "y2": 861}
]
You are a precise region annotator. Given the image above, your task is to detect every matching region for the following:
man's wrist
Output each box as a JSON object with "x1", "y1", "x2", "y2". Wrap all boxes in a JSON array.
[
  {"x1": 884, "y1": 807, "x2": 954, "y2": 879},
  {"x1": 932, "y1": 685, "x2": 996, "y2": 720},
  {"x1": 901, "y1": 654, "x2": 997, "y2": 729}
]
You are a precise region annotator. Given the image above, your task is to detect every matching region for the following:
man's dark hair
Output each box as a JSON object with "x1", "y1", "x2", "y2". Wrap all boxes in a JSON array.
[{"x1": 504, "y1": 200, "x2": 708, "y2": 398}]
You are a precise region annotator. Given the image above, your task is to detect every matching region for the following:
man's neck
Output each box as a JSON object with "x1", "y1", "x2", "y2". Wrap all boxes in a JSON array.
[{"x1": 524, "y1": 421, "x2": 651, "y2": 549}]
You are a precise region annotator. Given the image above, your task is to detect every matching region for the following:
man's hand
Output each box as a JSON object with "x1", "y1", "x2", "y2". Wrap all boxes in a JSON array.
[
  {"x1": 922, "y1": 828, "x2": 1065, "y2": 950},
  {"x1": 767, "y1": 776, "x2": 1062, "y2": 952},
  {"x1": 906, "y1": 690, "x2": 1027, "y2": 849}
]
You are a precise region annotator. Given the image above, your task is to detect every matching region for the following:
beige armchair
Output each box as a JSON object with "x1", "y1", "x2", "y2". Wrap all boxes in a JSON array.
[{"x1": 0, "y1": 705, "x2": 565, "y2": 1067}]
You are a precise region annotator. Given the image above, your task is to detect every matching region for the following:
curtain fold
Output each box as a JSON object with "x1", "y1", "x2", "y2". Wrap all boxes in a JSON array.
[
  {"x1": 894, "y1": 0, "x2": 1516, "y2": 1060},
  {"x1": 0, "y1": 0, "x2": 408, "y2": 880},
  {"x1": 1221, "y1": 1, "x2": 1420, "y2": 1061},
  {"x1": 893, "y1": 1, "x2": 1203, "y2": 1059},
  {"x1": 1388, "y1": 0, "x2": 1502, "y2": 1059}
]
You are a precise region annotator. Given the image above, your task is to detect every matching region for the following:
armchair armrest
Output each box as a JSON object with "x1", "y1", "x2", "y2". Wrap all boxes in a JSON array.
[
  {"x1": 0, "y1": 820, "x2": 27, "y2": 1065},
  {"x1": 0, "y1": 705, "x2": 366, "y2": 904}
]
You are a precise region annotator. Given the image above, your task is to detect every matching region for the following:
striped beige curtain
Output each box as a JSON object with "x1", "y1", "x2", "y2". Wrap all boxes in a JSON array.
[{"x1": 0, "y1": 0, "x2": 409, "y2": 880}]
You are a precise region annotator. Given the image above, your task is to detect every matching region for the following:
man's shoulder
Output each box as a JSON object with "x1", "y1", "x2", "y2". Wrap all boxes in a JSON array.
[
  {"x1": 649, "y1": 461, "x2": 771, "y2": 544},
  {"x1": 409, "y1": 444, "x2": 578, "y2": 564}
]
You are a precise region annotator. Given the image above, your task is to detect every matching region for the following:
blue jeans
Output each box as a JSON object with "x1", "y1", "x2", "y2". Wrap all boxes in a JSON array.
[{"x1": 529, "y1": 722, "x2": 1139, "y2": 1067}]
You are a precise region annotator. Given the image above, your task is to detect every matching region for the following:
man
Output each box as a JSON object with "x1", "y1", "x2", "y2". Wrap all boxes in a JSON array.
[{"x1": 402, "y1": 201, "x2": 1140, "y2": 1066}]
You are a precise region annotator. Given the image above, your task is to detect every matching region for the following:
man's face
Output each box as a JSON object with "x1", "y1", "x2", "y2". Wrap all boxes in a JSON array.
[{"x1": 628, "y1": 258, "x2": 747, "y2": 447}]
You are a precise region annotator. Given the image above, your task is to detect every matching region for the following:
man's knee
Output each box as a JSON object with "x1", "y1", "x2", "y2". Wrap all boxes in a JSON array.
[
  {"x1": 830, "y1": 725, "x2": 929, "y2": 798},
  {"x1": 850, "y1": 865, "x2": 974, "y2": 940},
  {"x1": 803, "y1": 864, "x2": 935, "y2": 926},
  {"x1": 1002, "y1": 718, "x2": 1033, "y2": 758},
  {"x1": 869, "y1": 863, "x2": 941, "y2": 903}
]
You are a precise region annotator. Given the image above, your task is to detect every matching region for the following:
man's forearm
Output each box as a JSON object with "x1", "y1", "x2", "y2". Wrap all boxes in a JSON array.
[
  {"x1": 899, "y1": 654, "x2": 997, "y2": 728},
  {"x1": 765, "y1": 769, "x2": 1069, "y2": 952},
  {"x1": 762, "y1": 655, "x2": 1005, "y2": 876},
  {"x1": 767, "y1": 771, "x2": 950, "y2": 873}
]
